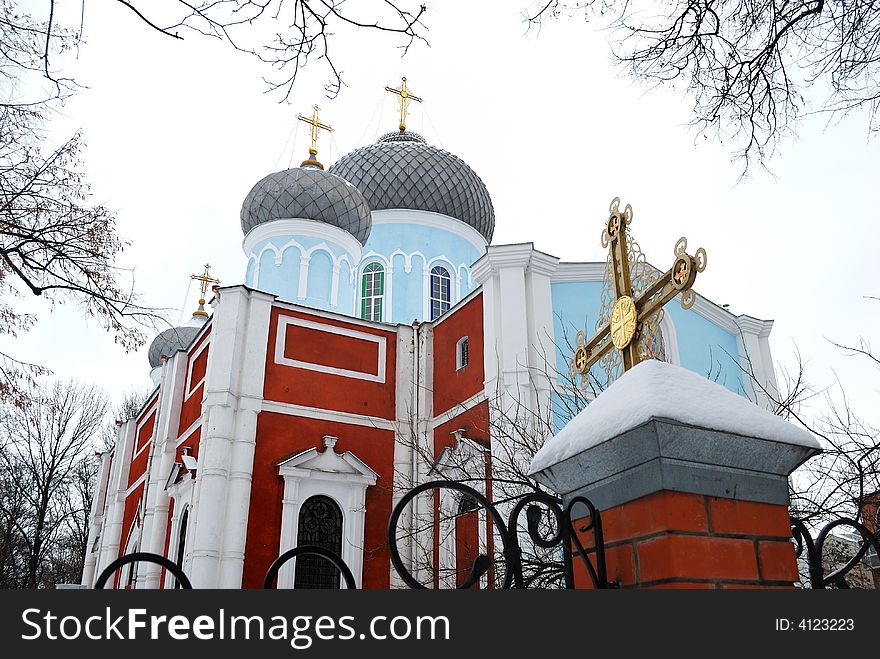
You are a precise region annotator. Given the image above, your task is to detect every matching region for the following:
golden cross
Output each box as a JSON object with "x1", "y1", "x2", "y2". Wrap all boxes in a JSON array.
[
  {"x1": 296, "y1": 105, "x2": 333, "y2": 166},
  {"x1": 570, "y1": 198, "x2": 707, "y2": 381},
  {"x1": 385, "y1": 76, "x2": 422, "y2": 132},
  {"x1": 191, "y1": 263, "x2": 219, "y2": 298}
]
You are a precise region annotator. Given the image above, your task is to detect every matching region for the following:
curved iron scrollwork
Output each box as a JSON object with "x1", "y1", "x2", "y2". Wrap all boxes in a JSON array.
[
  {"x1": 791, "y1": 517, "x2": 880, "y2": 589},
  {"x1": 263, "y1": 545, "x2": 358, "y2": 590},
  {"x1": 387, "y1": 480, "x2": 613, "y2": 589},
  {"x1": 94, "y1": 551, "x2": 192, "y2": 589}
]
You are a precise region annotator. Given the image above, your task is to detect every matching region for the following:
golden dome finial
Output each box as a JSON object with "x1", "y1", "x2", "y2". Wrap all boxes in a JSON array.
[
  {"x1": 296, "y1": 104, "x2": 334, "y2": 169},
  {"x1": 385, "y1": 76, "x2": 423, "y2": 132}
]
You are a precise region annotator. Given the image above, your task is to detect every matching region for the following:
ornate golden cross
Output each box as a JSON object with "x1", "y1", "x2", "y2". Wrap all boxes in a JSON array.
[
  {"x1": 296, "y1": 105, "x2": 333, "y2": 167},
  {"x1": 385, "y1": 76, "x2": 422, "y2": 132},
  {"x1": 191, "y1": 263, "x2": 220, "y2": 318},
  {"x1": 570, "y1": 198, "x2": 707, "y2": 381}
]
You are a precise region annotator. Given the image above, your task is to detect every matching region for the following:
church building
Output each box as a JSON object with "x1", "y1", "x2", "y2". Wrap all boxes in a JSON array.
[{"x1": 82, "y1": 80, "x2": 780, "y2": 589}]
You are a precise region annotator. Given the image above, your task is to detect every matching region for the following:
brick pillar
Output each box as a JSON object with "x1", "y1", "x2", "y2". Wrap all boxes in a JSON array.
[
  {"x1": 570, "y1": 491, "x2": 800, "y2": 589},
  {"x1": 528, "y1": 361, "x2": 822, "y2": 590}
]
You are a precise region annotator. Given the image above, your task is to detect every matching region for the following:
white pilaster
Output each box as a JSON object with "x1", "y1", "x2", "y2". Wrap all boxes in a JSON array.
[
  {"x1": 187, "y1": 285, "x2": 275, "y2": 588},
  {"x1": 735, "y1": 315, "x2": 780, "y2": 411},
  {"x1": 81, "y1": 451, "x2": 113, "y2": 586}
]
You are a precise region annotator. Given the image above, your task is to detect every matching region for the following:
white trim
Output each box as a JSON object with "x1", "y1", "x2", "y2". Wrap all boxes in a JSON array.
[
  {"x1": 174, "y1": 418, "x2": 202, "y2": 448},
  {"x1": 371, "y1": 209, "x2": 488, "y2": 254},
  {"x1": 659, "y1": 311, "x2": 681, "y2": 366},
  {"x1": 430, "y1": 391, "x2": 488, "y2": 429},
  {"x1": 125, "y1": 472, "x2": 147, "y2": 498},
  {"x1": 261, "y1": 399, "x2": 397, "y2": 431},
  {"x1": 243, "y1": 218, "x2": 364, "y2": 259},
  {"x1": 274, "y1": 315, "x2": 387, "y2": 383},
  {"x1": 358, "y1": 257, "x2": 390, "y2": 323},
  {"x1": 277, "y1": 437, "x2": 378, "y2": 589},
  {"x1": 456, "y1": 336, "x2": 470, "y2": 370},
  {"x1": 184, "y1": 336, "x2": 210, "y2": 397},
  {"x1": 550, "y1": 261, "x2": 606, "y2": 283},
  {"x1": 131, "y1": 404, "x2": 158, "y2": 461}
]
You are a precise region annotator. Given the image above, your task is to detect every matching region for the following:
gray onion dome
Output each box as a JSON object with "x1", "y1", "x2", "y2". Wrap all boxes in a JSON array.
[
  {"x1": 328, "y1": 131, "x2": 495, "y2": 242},
  {"x1": 148, "y1": 326, "x2": 201, "y2": 368},
  {"x1": 240, "y1": 167, "x2": 372, "y2": 244}
]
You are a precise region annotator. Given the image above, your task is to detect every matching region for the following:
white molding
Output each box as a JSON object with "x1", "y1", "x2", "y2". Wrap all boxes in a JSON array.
[
  {"x1": 184, "y1": 336, "x2": 211, "y2": 397},
  {"x1": 430, "y1": 391, "x2": 488, "y2": 429},
  {"x1": 125, "y1": 472, "x2": 147, "y2": 498},
  {"x1": 371, "y1": 209, "x2": 488, "y2": 254},
  {"x1": 261, "y1": 399, "x2": 397, "y2": 431},
  {"x1": 659, "y1": 312, "x2": 681, "y2": 366},
  {"x1": 274, "y1": 315, "x2": 387, "y2": 383},
  {"x1": 131, "y1": 403, "x2": 158, "y2": 461},
  {"x1": 551, "y1": 262, "x2": 606, "y2": 283},
  {"x1": 174, "y1": 417, "x2": 203, "y2": 447},
  {"x1": 243, "y1": 218, "x2": 364, "y2": 259},
  {"x1": 277, "y1": 437, "x2": 378, "y2": 589},
  {"x1": 270, "y1": 297, "x2": 393, "y2": 332}
]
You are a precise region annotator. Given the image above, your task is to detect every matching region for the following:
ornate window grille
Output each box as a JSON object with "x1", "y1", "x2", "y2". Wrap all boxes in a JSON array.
[
  {"x1": 294, "y1": 495, "x2": 344, "y2": 589},
  {"x1": 430, "y1": 266, "x2": 451, "y2": 320},
  {"x1": 361, "y1": 262, "x2": 384, "y2": 322}
]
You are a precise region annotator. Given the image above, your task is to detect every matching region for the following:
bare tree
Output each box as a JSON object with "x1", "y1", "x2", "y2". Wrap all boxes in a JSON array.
[
  {"x1": 31, "y1": 1, "x2": 429, "y2": 99},
  {"x1": 526, "y1": 1, "x2": 880, "y2": 168},
  {"x1": 0, "y1": 379, "x2": 109, "y2": 588}
]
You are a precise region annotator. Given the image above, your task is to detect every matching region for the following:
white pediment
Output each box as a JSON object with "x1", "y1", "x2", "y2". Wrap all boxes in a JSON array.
[{"x1": 278, "y1": 435, "x2": 378, "y2": 485}]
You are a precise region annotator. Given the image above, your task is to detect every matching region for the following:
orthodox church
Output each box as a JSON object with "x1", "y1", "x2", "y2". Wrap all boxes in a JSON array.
[{"x1": 82, "y1": 79, "x2": 780, "y2": 589}]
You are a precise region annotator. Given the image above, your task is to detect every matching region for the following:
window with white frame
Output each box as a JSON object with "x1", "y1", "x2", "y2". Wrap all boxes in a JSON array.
[
  {"x1": 456, "y1": 336, "x2": 469, "y2": 370},
  {"x1": 360, "y1": 262, "x2": 384, "y2": 322},
  {"x1": 430, "y1": 266, "x2": 451, "y2": 320}
]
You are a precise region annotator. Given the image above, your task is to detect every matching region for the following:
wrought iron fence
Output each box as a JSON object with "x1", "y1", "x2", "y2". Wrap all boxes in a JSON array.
[{"x1": 91, "y1": 485, "x2": 880, "y2": 590}]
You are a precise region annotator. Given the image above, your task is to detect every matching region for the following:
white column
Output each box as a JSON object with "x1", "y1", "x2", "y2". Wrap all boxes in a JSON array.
[
  {"x1": 390, "y1": 325, "x2": 415, "y2": 589},
  {"x1": 81, "y1": 452, "x2": 113, "y2": 586},
  {"x1": 735, "y1": 315, "x2": 780, "y2": 411},
  {"x1": 94, "y1": 419, "x2": 137, "y2": 584},
  {"x1": 138, "y1": 350, "x2": 189, "y2": 588},
  {"x1": 186, "y1": 286, "x2": 274, "y2": 588}
]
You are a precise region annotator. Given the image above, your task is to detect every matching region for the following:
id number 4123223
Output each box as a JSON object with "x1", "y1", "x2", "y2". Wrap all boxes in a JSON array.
[{"x1": 775, "y1": 619, "x2": 854, "y2": 631}]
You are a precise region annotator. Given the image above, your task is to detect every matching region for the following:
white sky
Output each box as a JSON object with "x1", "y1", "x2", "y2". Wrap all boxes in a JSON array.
[{"x1": 7, "y1": 1, "x2": 879, "y2": 425}]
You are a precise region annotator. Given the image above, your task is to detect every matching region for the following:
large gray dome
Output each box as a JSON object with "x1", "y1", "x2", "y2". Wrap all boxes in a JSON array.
[
  {"x1": 240, "y1": 167, "x2": 372, "y2": 244},
  {"x1": 328, "y1": 131, "x2": 495, "y2": 242},
  {"x1": 148, "y1": 326, "x2": 201, "y2": 368}
]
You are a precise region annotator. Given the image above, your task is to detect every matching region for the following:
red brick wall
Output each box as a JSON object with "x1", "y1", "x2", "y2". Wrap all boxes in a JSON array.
[
  {"x1": 432, "y1": 294, "x2": 484, "y2": 416},
  {"x1": 571, "y1": 491, "x2": 798, "y2": 589},
  {"x1": 241, "y1": 411, "x2": 395, "y2": 589}
]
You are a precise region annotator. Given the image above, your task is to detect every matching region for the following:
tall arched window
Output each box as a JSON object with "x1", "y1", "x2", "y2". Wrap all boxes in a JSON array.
[
  {"x1": 430, "y1": 266, "x2": 451, "y2": 320},
  {"x1": 294, "y1": 495, "x2": 344, "y2": 589},
  {"x1": 174, "y1": 507, "x2": 189, "y2": 590},
  {"x1": 360, "y1": 262, "x2": 384, "y2": 322}
]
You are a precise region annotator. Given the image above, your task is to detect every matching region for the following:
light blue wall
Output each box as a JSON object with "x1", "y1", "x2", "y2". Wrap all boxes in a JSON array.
[
  {"x1": 360, "y1": 221, "x2": 485, "y2": 324},
  {"x1": 246, "y1": 234, "x2": 356, "y2": 314},
  {"x1": 550, "y1": 280, "x2": 745, "y2": 432}
]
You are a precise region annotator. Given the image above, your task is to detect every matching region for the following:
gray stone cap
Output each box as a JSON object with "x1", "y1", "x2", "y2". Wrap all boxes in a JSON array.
[{"x1": 530, "y1": 359, "x2": 820, "y2": 475}]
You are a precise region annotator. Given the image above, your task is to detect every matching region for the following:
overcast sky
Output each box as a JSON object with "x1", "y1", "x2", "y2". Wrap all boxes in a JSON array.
[{"x1": 8, "y1": 1, "x2": 879, "y2": 424}]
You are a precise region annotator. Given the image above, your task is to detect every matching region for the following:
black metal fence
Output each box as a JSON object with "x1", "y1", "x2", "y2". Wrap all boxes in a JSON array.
[{"x1": 93, "y1": 483, "x2": 880, "y2": 590}]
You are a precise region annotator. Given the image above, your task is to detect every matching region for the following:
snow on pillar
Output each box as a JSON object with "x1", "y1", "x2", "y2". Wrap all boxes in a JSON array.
[
  {"x1": 529, "y1": 360, "x2": 822, "y2": 589},
  {"x1": 187, "y1": 285, "x2": 273, "y2": 588}
]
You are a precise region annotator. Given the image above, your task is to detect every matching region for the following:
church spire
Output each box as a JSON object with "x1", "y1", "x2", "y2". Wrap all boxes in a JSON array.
[
  {"x1": 384, "y1": 76, "x2": 422, "y2": 132},
  {"x1": 296, "y1": 104, "x2": 333, "y2": 169},
  {"x1": 190, "y1": 263, "x2": 220, "y2": 320}
]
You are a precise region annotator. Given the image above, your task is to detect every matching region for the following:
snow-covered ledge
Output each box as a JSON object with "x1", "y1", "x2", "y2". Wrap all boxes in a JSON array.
[{"x1": 529, "y1": 360, "x2": 822, "y2": 509}]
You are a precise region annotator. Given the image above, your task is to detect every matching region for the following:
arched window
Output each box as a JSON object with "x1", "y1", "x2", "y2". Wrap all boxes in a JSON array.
[
  {"x1": 294, "y1": 495, "x2": 344, "y2": 589},
  {"x1": 174, "y1": 507, "x2": 189, "y2": 590},
  {"x1": 360, "y1": 262, "x2": 384, "y2": 322},
  {"x1": 456, "y1": 336, "x2": 469, "y2": 370},
  {"x1": 430, "y1": 266, "x2": 451, "y2": 320}
]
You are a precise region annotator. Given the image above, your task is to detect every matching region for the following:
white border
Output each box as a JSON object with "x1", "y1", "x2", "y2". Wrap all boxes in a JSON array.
[
  {"x1": 274, "y1": 315, "x2": 387, "y2": 383},
  {"x1": 131, "y1": 404, "x2": 158, "y2": 461},
  {"x1": 184, "y1": 336, "x2": 210, "y2": 397}
]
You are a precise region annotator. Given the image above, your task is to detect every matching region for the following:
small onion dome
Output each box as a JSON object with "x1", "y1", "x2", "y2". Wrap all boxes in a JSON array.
[
  {"x1": 328, "y1": 131, "x2": 495, "y2": 242},
  {"x1": 148, "y1": 326, "x2": 201, "y2": 368},
  {"x1": 240, "y1": 167, "x2": 372, "y2": 244}
]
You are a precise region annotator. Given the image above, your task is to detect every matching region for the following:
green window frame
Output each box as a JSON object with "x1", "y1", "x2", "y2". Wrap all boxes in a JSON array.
[{"x1": 361, "y1": 262, "x2": 385, "y2": 321}]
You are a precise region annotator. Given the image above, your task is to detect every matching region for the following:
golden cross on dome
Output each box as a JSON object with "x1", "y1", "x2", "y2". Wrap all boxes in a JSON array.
[
  {"x1": 569, "y1": 198, "x2": 708, "y2": 382},
  {"x1": 385, "y1": 76, "x2": 422, "y2": 132},
  {"x1": 296, "y1": 105, "x2": 333, "y2": 168},
  {"x1": 190, "y1": 263, "x2": 220, "y2": 318}
]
